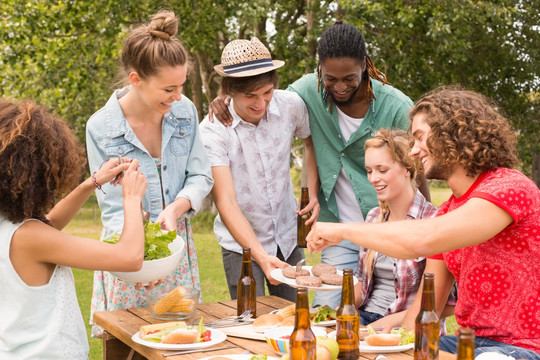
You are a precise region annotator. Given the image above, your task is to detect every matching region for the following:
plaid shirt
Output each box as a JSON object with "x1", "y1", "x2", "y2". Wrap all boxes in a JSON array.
[{"x1": 355, "y1": 190, "x2": 438, "y2": 315}]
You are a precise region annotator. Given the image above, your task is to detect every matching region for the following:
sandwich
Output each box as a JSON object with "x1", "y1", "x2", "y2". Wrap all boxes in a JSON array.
[{"x1": 139, "y1": 318, "x2": 211, "y2": 344}]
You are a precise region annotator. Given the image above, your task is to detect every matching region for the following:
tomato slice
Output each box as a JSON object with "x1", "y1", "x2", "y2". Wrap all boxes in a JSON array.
[{"x1": 201, "y1": 329, "x2": 212, "y2": 342}]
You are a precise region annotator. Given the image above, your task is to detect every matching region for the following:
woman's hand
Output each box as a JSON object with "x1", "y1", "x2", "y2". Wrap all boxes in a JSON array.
[
  {"x1": 135, "y1": 279, "x2": 163, "y2": 291},
  {"x1": 93, "y1": 157, "x2": 131, "y2": 187},
  {"x1": 156, "y1": 198, "x2": 191, "y2": 231},
  {"x1": 208, "y1": 95, "x2": 233, "y2": 126},
  {"x1": 306, "y1": 221, "x2": 346, "y2": 253},
  {"x1": 121, "y1": 159, "x2": 147, "y2": 201}
]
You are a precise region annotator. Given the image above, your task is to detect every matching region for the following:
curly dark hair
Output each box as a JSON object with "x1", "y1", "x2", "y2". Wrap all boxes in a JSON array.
[
  {"x1": 0, "y1": 98, "x2": 86, "y2": 223},
  {"x1": 409, "y1": 86, "x2": 518, "y2": 177}
]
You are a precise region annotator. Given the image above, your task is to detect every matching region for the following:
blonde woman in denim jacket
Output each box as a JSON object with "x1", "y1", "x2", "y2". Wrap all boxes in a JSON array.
[{"x1": 85, "y1": 10, "x2": 213, "y2": 336}]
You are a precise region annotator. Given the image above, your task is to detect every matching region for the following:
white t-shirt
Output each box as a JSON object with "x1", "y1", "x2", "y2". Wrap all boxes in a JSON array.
[
  {"x1": 0, "y1": 217, "x2": 88, "y2": 359},
  {"x1": 334, "y1": 106, "x2": 365, "y2": 223}
]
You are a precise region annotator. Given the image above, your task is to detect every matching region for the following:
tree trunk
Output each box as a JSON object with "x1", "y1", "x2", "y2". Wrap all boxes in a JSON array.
[
  {"x1": 199, "y1": 194, "x2": 216, "y2": 213},
  {"x1": 187, "y1": 52, "x2": 204, "y2": 122},
  {"x1": 305, "y1": 0, "x2": 318, "y2": 74},
  {"x1": 196, "y1": 50, "x2": 218, "y2": 104},
  {"x1": 532, "y1": 151, "x2": 540, "y2": 189}
]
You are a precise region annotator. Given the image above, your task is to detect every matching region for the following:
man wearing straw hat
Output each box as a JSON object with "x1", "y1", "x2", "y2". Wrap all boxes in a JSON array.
[{"x1": 199, "y1": 37, "x2": 320, "y2": 301}]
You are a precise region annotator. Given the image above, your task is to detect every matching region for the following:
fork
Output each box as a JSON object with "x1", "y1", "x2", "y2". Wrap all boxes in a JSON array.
[
  {"x1": 204, "y1": 310, "x2": 251, "y2": 326},
  {"x1": 119, "y1": 153, "x2": 151, "y2": 222},
  {"x1": 295, "y1": 250, "x2": 313, "y2": 272}
]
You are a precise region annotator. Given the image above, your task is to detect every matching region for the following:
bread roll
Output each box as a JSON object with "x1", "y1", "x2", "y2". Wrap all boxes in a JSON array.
[
  {"x1": 279, "y1": 315, "x2": 295, "y2": 327},
  {"x1": 252, "y1": 313, "x2": 283, "y2": 332},
  {"x1": 139, "y1": 321, "x2": 186, "y2": 338},
  {"x1": 365, "y1": 333, "x2": 401, "y2": 346},
  {"x1": 275, "y1": 304, "x2": 295, "y2": 317},
  {"x1": 161, "y1": 328, "x2": 198, "y2": 344}
]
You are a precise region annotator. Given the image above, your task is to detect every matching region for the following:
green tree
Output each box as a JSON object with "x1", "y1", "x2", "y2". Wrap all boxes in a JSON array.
[{"x1": 341, "y1": 0, "x2": 540, "y2": 184}]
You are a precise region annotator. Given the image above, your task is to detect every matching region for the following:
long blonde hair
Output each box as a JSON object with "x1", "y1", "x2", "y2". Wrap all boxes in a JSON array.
[{"x1": 363, "y1": 129, "x2": 419, "y2": 279}]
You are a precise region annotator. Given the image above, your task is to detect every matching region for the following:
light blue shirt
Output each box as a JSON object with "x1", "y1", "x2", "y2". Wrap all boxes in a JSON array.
[{"x1": 86, "y1": 87, "x2": 213, "y2": 234}]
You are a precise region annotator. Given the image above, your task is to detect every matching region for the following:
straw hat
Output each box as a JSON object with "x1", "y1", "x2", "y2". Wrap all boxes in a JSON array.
[{"x1": 214, "y1": 37, "x2": 285, "y2": 77}]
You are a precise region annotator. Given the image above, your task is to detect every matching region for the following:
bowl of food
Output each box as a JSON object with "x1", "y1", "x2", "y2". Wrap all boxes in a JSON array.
[
  {"x1": 109, "y1": 233, "x2": 184, "y2": 285},
  {"x1": 147, "y1": 286, "x2": 199, "y2": 320},
  {"x1": 264, "y1": 325, "x2": 327, "y2": 355}
]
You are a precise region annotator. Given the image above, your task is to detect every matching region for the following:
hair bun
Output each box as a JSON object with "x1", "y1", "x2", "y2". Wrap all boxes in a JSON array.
[{"x1": 148, "y1": 10, "x2": 178, "y2": 39}]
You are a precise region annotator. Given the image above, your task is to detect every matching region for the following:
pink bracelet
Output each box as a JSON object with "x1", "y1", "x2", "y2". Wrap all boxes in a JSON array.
[{"x1": 91, "y1": 171, "x2": 106, "y2": 194}]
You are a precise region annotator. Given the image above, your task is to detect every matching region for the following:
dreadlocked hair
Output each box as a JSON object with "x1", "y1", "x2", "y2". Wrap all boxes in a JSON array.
[{"x1": 316, "y1": 21, "x2": 389, "y2": 110}]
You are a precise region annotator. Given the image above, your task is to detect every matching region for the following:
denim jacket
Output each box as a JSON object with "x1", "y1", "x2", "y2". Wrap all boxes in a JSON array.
[{"x1": 86, "y1": 87, "x2": 213, "y2": 234}]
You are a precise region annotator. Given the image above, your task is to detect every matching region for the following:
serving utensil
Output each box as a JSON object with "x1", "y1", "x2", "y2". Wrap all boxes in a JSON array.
[
  {"x1": 204, "y1": 310, "x2": 253, "y2": 327},
  {"x1": 295, "y1": 250, "x2": 313, "y2": 272}
]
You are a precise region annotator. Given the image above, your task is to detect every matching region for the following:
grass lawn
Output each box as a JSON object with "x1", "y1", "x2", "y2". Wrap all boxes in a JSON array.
[{"x1": 70, "y1": 183, "x2": 455, "y2": 359}]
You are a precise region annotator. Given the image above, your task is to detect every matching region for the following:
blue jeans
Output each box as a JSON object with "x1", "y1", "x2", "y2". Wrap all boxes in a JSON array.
[
  {"x1": 440, "y1": 335, "x2": 540, "y2": 360},
  {"x1": 360, "y1": 310, "x2": 384, "y2": 326},
  {"x1": 312, "y1": 240, "x2": 360, "y2": 308}
]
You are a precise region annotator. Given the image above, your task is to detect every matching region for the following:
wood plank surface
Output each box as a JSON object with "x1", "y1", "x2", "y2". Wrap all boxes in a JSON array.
[{"x1": 94, "y1": 295, "x2": 456, "y2": 360}]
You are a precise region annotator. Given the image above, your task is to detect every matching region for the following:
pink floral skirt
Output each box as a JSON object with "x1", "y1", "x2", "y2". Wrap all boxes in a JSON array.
[{"x1": 90, "y1": 218, "x2": 201, "y2": 337}]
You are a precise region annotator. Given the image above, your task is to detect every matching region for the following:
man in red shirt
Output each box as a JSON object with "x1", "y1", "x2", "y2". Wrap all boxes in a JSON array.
[{"x1": 307, "y1": 87, "x2": 540, "y2": 359}]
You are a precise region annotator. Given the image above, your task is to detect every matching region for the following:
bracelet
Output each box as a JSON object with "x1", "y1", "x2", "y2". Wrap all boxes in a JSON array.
[{"x1": 91, "y1": 171, "x2": 106, "y2": 194}]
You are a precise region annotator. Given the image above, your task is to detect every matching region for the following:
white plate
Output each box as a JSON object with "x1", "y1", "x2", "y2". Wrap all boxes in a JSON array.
[
  {"x1": 269, "y1": 309, "x2": 336, "y2": 327},
  {"x1": 327, "y1": 330, "x2": 414, "y2": 353},
  {"x1": 270, "y1": 266, "x2": 358, "y2": 291},
  {"x1": 311, "y1": 318, "x2": 336, "y2": 327},
  {"x1": 199, "y1": 355, "x2": 279, "y2": 360},
  {"x1": 131, "y1": 328, "x2": 226, "y2": 350}
]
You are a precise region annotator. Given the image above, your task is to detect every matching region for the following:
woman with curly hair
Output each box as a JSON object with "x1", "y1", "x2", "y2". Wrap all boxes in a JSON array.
[
  {"x1": 0, "y1": 98, "x2": 147, "y2": 359},
  {"x1": 307, "y1": 87, "x2": 540, "y2": 359},
  {"x1": 86, "y1": 9, "x2": 213, "y2": 337}
]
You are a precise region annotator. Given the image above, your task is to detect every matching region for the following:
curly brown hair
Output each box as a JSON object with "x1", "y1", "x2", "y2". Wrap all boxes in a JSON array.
[
  {"x1": 0, "y1": 99, "x2": 86, "y2": 223},
  {"x1": 409, "y1": 86, "x2": 518, "y2": 177}
]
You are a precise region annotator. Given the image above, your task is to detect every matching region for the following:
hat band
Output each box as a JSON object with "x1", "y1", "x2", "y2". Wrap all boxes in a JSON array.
[{"x1": 223, "y1": 58, "x2": 274, "y2": 74}]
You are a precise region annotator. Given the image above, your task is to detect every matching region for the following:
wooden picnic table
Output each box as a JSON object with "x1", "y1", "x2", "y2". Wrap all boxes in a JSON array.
[{"x1": 93, "y1": 295, "x2": 456, "y2": 360}]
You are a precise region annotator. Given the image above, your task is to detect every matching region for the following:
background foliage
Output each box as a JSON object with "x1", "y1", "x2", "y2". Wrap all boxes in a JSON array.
[{"x1": 1, "y1": 0, "x2": 538, "y2": 184}]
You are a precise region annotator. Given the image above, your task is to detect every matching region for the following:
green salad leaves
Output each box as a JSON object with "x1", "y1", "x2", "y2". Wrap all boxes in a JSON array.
[
  {"x1": 310, "y1": 305, "x2": 337, "y2": 323},
  {"x1": 103, "y1": 221, "x2": 177, "y2": 260},
  {"x1": 391, "y1": 327, "x2": 415, "y2": 345}
]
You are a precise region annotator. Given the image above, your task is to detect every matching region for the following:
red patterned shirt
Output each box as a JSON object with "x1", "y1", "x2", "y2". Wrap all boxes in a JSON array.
[{"x1": 437, "y1": 168, "x2": 540, "y2": 353}]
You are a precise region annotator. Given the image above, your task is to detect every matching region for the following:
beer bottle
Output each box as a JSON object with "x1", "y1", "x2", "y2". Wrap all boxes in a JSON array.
[
  {"x1": 414, "y1": 273, "x2": 440, "y2": 360},
  {"x1": 297, "y1": 187, "x2": 312, "y2": 248},
  {"x1": 336, "y1": 268, "x2": 360, "y2": 359},
  {"x1": 289, "y1": 287, "x2": 316, "y2": 360},
  {"x1": 456, "y1": 327, "x2": 475, "y2": 360},
  {"x1": 237, "y1": 248, "x2": 256, "y2": 317}
]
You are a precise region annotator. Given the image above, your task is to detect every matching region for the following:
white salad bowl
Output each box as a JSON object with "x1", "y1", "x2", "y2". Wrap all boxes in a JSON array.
[{"x1": 109, "y1": 235, "x2": 185, "y2": 285}]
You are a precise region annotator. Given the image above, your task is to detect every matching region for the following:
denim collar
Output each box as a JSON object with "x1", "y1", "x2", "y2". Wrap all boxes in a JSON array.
[{"x1": 103, "y1": 86, "x2": 191, "y2": 138}]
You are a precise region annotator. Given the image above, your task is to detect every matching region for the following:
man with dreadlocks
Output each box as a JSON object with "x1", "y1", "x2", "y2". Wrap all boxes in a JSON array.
[
  {"x1": 288, "y1": 22, "x2": 429, "y2": 308},
  {"x1": 209, "y1": 22, "x2": 429, "y2": 308}
]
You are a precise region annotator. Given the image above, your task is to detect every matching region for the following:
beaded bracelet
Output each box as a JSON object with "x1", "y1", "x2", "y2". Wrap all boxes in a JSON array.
[{"x1": 91, "y1": 171, "x2": 106, "y2": 194}]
